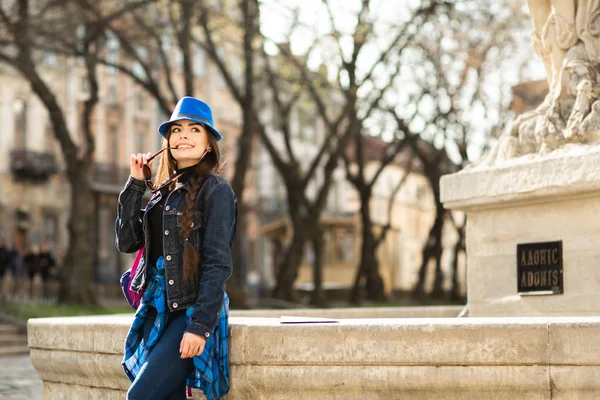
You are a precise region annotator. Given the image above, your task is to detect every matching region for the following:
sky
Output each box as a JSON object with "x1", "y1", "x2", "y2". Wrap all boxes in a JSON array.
[{"x1": 257, "y1": 0, "x2": 547, "y2": 163}]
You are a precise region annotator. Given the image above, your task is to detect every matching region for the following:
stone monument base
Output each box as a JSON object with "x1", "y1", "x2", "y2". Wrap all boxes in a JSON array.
[{"x1": 441, "y1": 144, "x2": 600, "y2": 317}]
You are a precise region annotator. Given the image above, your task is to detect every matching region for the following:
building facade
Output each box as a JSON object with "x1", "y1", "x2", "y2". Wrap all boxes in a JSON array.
[
  {"x1": 0, "y1": 6, "x2": 464, "y2": 300},
  {"x1": 0, "y1": 38, "x2": 252, "y2": 287}
]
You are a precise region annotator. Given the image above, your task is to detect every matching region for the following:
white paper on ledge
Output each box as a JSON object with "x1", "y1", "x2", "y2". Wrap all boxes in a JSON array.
[{"x1": 280, "y1": 316, "x2": 340, "y2": 324}]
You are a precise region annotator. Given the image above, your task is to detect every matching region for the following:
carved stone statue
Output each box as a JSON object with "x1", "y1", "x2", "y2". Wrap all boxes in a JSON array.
[{"x1": 478, "y1": 0, "x2": 600, "y2": 167}]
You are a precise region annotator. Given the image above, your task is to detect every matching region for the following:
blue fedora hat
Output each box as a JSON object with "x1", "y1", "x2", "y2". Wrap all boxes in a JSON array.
[{"x1": 158, "y1": 97, "x2": 222, "y2": 141}]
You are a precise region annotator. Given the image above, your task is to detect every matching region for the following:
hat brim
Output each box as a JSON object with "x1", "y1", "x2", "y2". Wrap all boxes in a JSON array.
[{"x1": 158, "y1": 117, "x2": 222, "y2": 141}]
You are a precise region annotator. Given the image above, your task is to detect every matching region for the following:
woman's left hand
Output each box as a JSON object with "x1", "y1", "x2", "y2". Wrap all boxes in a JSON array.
[{"x1": 180, "y1": 332, "x2": 206, "y2": 359}]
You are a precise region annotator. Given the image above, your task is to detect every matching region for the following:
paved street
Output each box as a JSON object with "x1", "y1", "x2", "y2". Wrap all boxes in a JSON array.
[{"x1": 0, "y1": 356, "x2": 43, "y2": 400}]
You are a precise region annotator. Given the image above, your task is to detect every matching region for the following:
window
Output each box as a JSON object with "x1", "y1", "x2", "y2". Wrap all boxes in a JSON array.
[
  {"x1": 227, "y1": 0, "x2": 240, "y2": 21},
  {"x1": 44, "y1": 120, "x2": 55, "y2": 153},
  {"x1": 324, "y1": 231, "x2": 333, "y2": 264},
  {"x1": 106, "y1": 85, "x2": 118, "y2": 104},
  {"x1": 271, "y1": 99, "x2": 281, "y2": 130},
  {"x1": 76, "y1": 24, "x2": 86, "y2": 40},
  {"x1": 230, "y1": 53, "x2": 242, "y2": 85},
  {"x1": 13, "y1": 99, "x2": 27, "y2": 148},
  {"x1": 136, "y1": 131, "x2": 145, "y2": 152},
  {"x1": 336, "y1": 230, "x2": 355, "y2": 263},
  {"x1": 193, "y1": 45, "x2": 206, "y2": 77},
  {"x1": 80, "y1": 75, "x2": 89, "y2": 95},
  {"x1": 161, "y1": 35, "x2": 171, "y2": 53},
  {"x1": 297, "y1": 106, "x2": 315, "y2": 142},
  {"x1": 132, "y1": 46, "x2": 148, "y2": 80},
  {"x1": 416, "y1": 184, "x2": 427, "y2": 201},
  {"x1": 136, "y1": 90, "x2": 145, "y2": 110},
  {"x1": 108, "y1": 127, "x2": 118, "y2": 165},
  {"x1": 44, "y1": 51, "x2": 57, "y2": 67},
  {"x1": 106, "y1": 33, "x2": 120, "y2": 74},
  {"x1": 43, "y1": 213, "x2": 58, "y2": 254},
  {"x1": 216, "y1": 48, "x2": 226, "y2": 88}
]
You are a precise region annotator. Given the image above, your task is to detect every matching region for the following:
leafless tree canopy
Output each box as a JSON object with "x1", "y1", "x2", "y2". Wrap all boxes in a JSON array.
[{"x1": 0, "y1": 0, "x2": 537, "y2": 305}]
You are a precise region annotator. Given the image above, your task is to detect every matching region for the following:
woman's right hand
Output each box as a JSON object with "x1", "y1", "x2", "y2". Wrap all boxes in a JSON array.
[{"x1": 130, "y1": 153, "x2": 152, "y2": 181}]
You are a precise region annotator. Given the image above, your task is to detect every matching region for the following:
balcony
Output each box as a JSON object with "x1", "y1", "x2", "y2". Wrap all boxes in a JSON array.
[
  {"x1": 92, "y1": 163, "x2": 130, "y2": 193},
  {"x1": 10, "y1": 149, "x2": 59, "y2": 182}
]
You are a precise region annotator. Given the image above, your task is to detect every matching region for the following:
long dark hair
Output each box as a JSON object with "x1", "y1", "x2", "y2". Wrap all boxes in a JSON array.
[{"x1": 153, "y1": 125, "x2": 223, "y2": 283}]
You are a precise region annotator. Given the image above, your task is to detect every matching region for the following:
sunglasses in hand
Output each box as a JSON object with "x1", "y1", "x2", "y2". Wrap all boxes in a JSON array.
[
  {"x1": 142, "y1": 147, "x2": 183, "y2": 193},
  {"x1": 142, "y1": 147, "x2": 210, "y2": 193}
]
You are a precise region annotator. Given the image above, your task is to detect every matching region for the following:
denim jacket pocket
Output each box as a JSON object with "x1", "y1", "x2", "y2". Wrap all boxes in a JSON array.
[{"x1": 176, "y1": 211, "x2": 203, "y2": 248}]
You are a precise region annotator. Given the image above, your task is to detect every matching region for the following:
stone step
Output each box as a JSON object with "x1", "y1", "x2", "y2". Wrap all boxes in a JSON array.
[
  {"x1": 0, "y1": 333, "x2": 28, "y2": 346},
  {"x1": 0, "y1": 345, "x2": 30, "y2": 357},
  {"x1": 0, "y1": 324, "x2": 20, "y2": 334}
]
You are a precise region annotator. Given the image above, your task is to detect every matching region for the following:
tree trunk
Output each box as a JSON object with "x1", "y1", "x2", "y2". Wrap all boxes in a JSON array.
[
  {"x1": 227, "y1": 109, "x2": 255, "y2": 310},
  {"x1": 179, "y1": 0, "x2": 194, "y2": 96},
  {"x1": 229, "y1": 213, "x2": 249, "y2": 309},
  {"x1": 12, "y1": 40, "x2": 98, "y2": 305},
  {"x1": 430, "y1": 204, "x2": 446, "y2": 299},
  {"x1": 310, "y1": 230, "x2": 326, "y2": 307},
  {"x1": 430, "y1": 247, "x2": 445, "y2": 299},
  {"x1": 350, "y1": 191, "x2": 386, "y2": 304},
  {"x1": 57, "y1": 165, "x2": 98, "y2": 306},
  {"x1": 225, "y1": 0, "x2": 258, "y2": 309},
  {"x1": 412, "y1": 206, "x2": 445, "y2": 299},
  {"x1": 272, "y1": 226, "x2": 307, "y2": 302},
  {"x1": 450, "y1": 224, "x2": 465, "y2": 302},
  {"x1": 365, "y1": 264, "x2": 387, "y2": 302}
]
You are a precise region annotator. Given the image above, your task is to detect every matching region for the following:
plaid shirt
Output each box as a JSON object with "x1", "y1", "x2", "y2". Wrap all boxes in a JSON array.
[{"x1": 122, "y1": 257, "x2": 230, "y2": 400}]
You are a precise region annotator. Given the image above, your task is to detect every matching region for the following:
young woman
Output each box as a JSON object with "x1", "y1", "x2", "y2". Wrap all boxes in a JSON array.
[{"x1": 116, "y1": 96, "x2": 237, "y2": 400}]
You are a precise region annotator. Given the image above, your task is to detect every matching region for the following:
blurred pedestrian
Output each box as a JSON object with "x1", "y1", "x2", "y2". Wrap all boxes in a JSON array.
[
  {"x1": 0, "y1": 239, "x2": 8, "y2": 280},
  {"x1": 23, "y1": 246, "x2": 40, "y2": 299},
  {"x1": 9, "y1": 245, "x2": 22, "y2": 278},
  {"x1": 39, "y1": 243, "x2": 56, "y2": 299},
  {"x1": 0, "y1": 238, "x2": 9, "y2": 300},
  {"x1": 8, "y1": 245, "x2": 23, "y2": 298}
]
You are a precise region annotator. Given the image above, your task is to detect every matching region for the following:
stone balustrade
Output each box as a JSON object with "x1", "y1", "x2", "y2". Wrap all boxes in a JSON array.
[{"x1": 27, "y1": 308, "x2": 600, "y2": 399}]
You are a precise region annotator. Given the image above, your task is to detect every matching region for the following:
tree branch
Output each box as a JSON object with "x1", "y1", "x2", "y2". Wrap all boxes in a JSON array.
[
  {"x1": 130, "y1": 11, "x2": 179, "y2": 104},
  {"x1": 176, "y1": 0, "x2": 194, "y2": 96},
  {"x1": 360, "y1": 1, "x2": 444, "y2": 86},
  {"x1": 261, "y1": 47, "x2": 299, "y2": 166},
  {"x1": 375, "y1": 155, "x2": 415, "y2": 247},
  {"x1": 368, "y1": 136, "x2": 410, "y2": 191},
  {"x1": 81, "y1": 29, "x2": 100, "y2": 160},
  {"x1": 197, "y1": 5, "x2": 244, "y2": 104}
]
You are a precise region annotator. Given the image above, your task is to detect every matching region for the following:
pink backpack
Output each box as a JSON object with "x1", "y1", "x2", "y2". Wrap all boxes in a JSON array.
[{"x1": 120, "y1": 245, "x2": 145, "y2": 309}]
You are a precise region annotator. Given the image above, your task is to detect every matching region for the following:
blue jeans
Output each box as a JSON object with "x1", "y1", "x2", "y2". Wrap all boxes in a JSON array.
[{"x1": 127, "y1": 308, "x2": 193, "y2": 399}]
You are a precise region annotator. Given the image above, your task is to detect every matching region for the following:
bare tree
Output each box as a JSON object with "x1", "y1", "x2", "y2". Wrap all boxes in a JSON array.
[
  {"x1": 34, "y1": 0, "x2": 260, "y2": 308},
  {"x1": 0, "y1": 0, "x2": 150, "y2": 305},
  {"x1": 251, "y1": 0, "x2": 452, "y2": 302},
  {"x1": 195, "y1": 0, "x2": 260, "y2": 308},
  {"x1": 448, "y1": 213, "x2": 465, "y2": 301},
  {"x1": 344, "y1": 134, "x2": 417, "y2": 304},
  {"x1": 94, "y1": 0, "x2": 260, "y2": 308},
  {"x1": 383, "y1": 0, "x2": 535, "y2": 299},
  {"x1": 257, "y1": 44, "x2": 352, "y2": 302}
]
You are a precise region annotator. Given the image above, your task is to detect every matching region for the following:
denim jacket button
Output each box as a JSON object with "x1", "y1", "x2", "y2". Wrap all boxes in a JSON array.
[
  {"x1": 168, "y1": 279, "x2": 174, "y2": 285},
  {"x1": 204, "y1": 332, "x2": 210, "y2": 338},
  {"x1": 172, "y1": 303, "x2": 178, "y2": 308},
  {"x1": 166, "y1": 255, "x2": 172, "y2": 261},
  {"x1": 165, "y1": 229, "x2": 169, "y2": 235},
  {"x1": 165, "y1": 205, "x2": 170, "y2": 211}
]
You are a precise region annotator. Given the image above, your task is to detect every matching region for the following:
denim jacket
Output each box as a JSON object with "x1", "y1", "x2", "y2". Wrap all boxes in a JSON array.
[{"x1": 115, "y1": 174, "x2": 238, "y2": 339}]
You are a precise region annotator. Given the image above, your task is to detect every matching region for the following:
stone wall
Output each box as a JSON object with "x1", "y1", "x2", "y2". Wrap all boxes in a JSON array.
[
  {"x1": 441, "y1": 144, "x2": 600, "y2": 317},
  {"x1": 28, "y1": 311, "x2": 600, "y2": 399}
]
